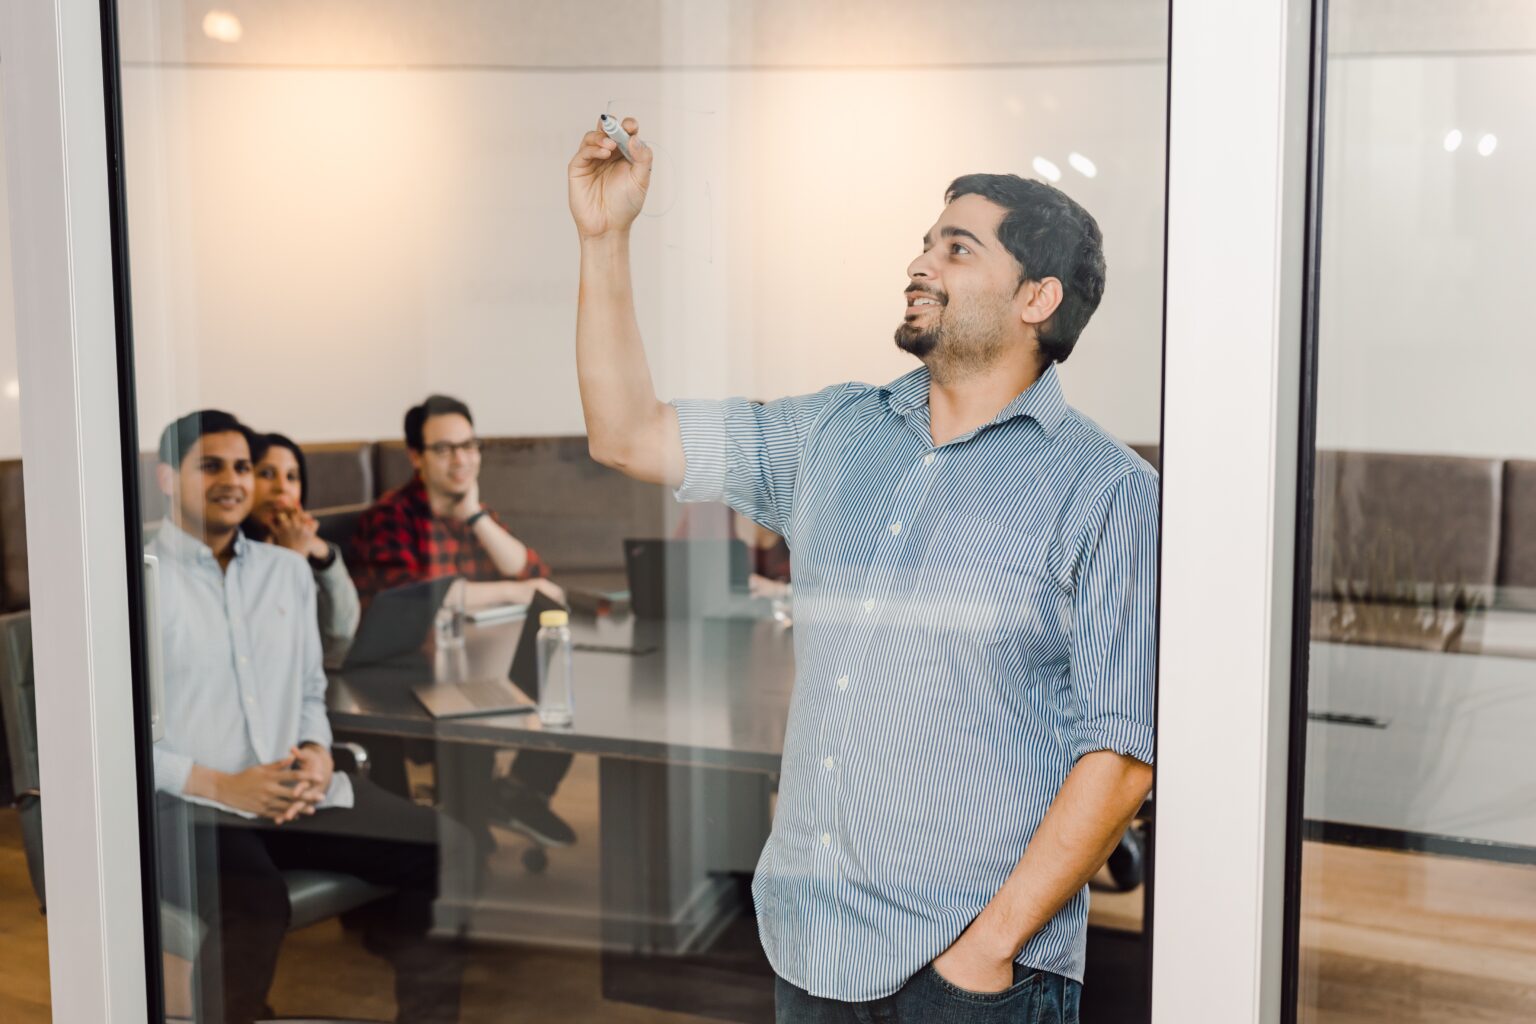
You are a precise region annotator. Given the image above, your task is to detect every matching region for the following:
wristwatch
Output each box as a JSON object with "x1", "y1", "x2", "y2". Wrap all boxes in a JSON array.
[
  {"x1": 308, "y1": 544, "x2": 337, "y2": 571},
  {"x1": 466, "y1": 509, "x2": 489, "y2": 529}
]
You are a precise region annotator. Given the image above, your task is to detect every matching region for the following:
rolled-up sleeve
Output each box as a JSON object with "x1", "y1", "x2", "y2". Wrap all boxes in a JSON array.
[
  {"x1": 1066, "y1": 468, "x2": 1160, "y2": 765},
  {"x1": 671, "y1": 384, "x2": 855, "y2": 537},
  {"x1": 154, "y1": 744, "x2": 194, "y2": 797}
]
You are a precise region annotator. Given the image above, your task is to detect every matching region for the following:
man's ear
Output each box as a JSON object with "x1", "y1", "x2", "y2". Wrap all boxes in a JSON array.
[
  {"x1": 407, "y1": 449, "x2": 424, "y2": 474},
  {"x1": 156, "y1": 462, "x2": 177, "y2": 499},
  {"x1": 1019, "y1": 277, "x2": 1065, "y2": 328}
]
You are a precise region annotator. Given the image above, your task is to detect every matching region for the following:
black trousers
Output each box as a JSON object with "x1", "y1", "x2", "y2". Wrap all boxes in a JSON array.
[
  {"x1": 157, "y1": 776, "x2": 479, "y2": 1024},
  {"x1": 356, "y1": 736, "x2": 573, "y2": 823}
]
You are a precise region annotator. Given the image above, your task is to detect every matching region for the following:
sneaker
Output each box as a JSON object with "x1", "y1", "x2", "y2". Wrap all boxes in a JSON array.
[{"x1": 497, "y1": 782, "x2": 577, "y2": 847}]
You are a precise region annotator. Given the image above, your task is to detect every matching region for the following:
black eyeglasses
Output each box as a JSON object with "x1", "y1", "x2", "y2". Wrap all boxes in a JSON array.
[{"x1": 423, "y1": 439, "x2": 482, "y2": 458}]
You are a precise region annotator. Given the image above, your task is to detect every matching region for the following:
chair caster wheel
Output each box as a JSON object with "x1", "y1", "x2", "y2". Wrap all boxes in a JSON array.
[{"x1": 522, "y1": 845, "x2": 548, "y2": 873}]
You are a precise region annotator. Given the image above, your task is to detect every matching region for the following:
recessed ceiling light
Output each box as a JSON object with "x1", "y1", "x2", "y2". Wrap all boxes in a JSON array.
[
  {"x1": 1032, "y1": 156, "x2": 1062, "y2": 183},
  {"x1": 4, "y1": 380, "x2": 19, "y2": 400},
  {"x1": 1477, "y1": 133, "x2": 1498, "y2": 156},
  {"x1": 1067, "y1": 152, "x2": 1097, "y2": 178},
  {"x1": 1443, "y1": 129, "x2": 1463, "y2": 152},
  {"x1": 202, "y1": 10, "x2": 243, "y2": 43}
]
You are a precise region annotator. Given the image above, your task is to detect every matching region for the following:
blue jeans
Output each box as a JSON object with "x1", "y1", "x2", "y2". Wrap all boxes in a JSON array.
[{"x1": 775, "y1": 963, "x2": 1081, "y2": 1024}]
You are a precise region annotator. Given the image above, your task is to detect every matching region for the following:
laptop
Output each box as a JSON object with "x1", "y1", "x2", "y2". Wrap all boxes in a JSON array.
[
  {"x1": 341, "y1": 575, "x2": 460, "y2": 669},
  {"x1": 411, "y1": 590, "x2": 564, "y2": 719},
  {"x1": 624, "y1": 538, "x2": 751, "y2": 620}
]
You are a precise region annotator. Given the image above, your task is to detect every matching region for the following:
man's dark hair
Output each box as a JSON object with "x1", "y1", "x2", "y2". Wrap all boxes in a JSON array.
[
  {"x1": 250, "y1": 432, "x2": 308, "y2": 504},
  {"x1": 404, "y1": 395, "x2": 474, "y2": 452},
  {"x1": 945, "y1": 173, "x2": 1106, "y2": 363},
  {"x1": 157, "y1": 409, "x2": 254, "y2": 469}
]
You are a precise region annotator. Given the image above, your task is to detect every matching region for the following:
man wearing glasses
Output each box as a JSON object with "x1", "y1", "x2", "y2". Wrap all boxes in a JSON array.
[
  {"x1": 350, "y1": 394, "x2": 575, "y2": 847},
  {"x1": 351, "y1": 394, "x2": 564, "y2": 611}
]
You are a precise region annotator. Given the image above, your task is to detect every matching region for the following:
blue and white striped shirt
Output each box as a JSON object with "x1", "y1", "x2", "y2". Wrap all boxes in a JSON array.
[{"x1": 672, "y1": 361, "x2": 1158, "y2": 1000}]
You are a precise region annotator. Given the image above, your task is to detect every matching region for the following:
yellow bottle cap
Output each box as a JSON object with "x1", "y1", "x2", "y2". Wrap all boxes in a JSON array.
[{"x1": 540, "y1": 609, "x2": 570, "y2": 627}]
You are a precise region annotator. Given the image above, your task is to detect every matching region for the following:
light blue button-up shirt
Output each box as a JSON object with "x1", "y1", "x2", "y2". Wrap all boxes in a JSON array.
[
  {"x1": 148, "y1": 521, "x2": 352, "y2": 814},
  {"x1": 672, "y1": 362, "x2": 1158, "y2": 1000}
]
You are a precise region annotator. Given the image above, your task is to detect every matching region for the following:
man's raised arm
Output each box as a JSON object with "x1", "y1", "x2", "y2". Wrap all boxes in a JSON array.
[{"x1": 568, "y1": 116, "x2": 685, "y2": 487}]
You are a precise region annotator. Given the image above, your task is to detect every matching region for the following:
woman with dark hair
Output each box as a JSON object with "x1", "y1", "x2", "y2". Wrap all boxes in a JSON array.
[{"x1": 246, "y1": 432, "x2": 361, "y2": 665}]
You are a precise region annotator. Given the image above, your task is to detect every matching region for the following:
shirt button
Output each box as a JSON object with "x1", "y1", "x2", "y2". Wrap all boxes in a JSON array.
[
  {"x1": 889, "y1": 522, "x2": 902, "y2": 535},
  {"x1": 923, "y1": 452, "x2": 936, "y2": 466},
  {"x1": 864, "y1": 599, "x2": 875, "y2": 613},
  {"x1": 836, "y1": 675, "x2": 849, "y2": 690},
  {"x1": 244, "y1": 696, "x2": 255, "y2": 706},
  {"x1": 821, "y1": 832, "x2": 832, "y2": 847},
  {"x1": 823, "y1": 756, "x2": 836, "y2": 770},
  {"x1": 239, "y1": 655, "x2": 249, "y2": 665}
]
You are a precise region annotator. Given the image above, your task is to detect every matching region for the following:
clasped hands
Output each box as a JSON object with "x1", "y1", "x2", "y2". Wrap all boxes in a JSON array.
[{"x1": 215, "y1": 743, "x2": 334, "y2": 824}]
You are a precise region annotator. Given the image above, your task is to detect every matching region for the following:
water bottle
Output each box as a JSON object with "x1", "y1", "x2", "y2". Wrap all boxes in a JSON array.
[{"x1": 536, "y1": 609, "x2": 574, "y2": 727}]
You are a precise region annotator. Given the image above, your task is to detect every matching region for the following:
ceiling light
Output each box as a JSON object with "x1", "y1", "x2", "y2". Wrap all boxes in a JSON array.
[
  {"x1": 1067, "y1": 152, "x2": 1097, "y2": 178},
  {"x1": 1443, "y1": 129, "x2": 1463, "y2": 152},
  {"x1": 202, "y1": 10, "x2": 243, "y2": 43},
  {"x1": 1032, "y1": 156, "x2": 1062, "y2": 183},
  {"x1": 3, "y1": 380, "x2": 18, "y2": 400},
  {"x1": 1477, "y1": 133, "x2": 1498, "y2": 156}
]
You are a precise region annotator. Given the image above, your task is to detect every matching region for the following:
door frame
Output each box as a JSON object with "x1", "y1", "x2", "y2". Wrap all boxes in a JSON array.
[{"x1": 1151, "y1": 0, "x2": 1320, "y2": 1021}]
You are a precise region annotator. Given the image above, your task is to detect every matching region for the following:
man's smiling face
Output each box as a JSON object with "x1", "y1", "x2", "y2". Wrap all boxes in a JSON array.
[
  {"x1": 174, "y1": 430, "x2": 254, "y2": 538},
  {"x1": 895, "y1": 193, "x2": 1034, "y2": 378}
]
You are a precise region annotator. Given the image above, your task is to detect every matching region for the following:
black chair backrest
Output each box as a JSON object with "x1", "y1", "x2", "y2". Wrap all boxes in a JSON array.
[
  {"x1": 0, "y1": 610, "x2": 45, "y2": 910},
  {"x1": 316, "y1": 503, "x2": 369, "y2": 555}
]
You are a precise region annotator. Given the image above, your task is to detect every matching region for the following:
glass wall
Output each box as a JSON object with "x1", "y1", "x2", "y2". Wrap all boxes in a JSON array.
[
  {"x1": 112, "y1": 2, "x2": 1167, "y2": 1020},
  {"x1": 1295, "y1": 1, "x2": 1536, "y2": 1021}
]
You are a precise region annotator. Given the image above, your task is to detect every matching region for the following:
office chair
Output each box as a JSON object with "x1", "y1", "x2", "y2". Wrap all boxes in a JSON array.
[{"x1": 0, "y1": 610, "x2": 393, "y2": 1023}]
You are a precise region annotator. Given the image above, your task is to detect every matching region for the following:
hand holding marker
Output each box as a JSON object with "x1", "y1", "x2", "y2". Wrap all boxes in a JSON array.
[{"x1": 567, "y1": 113, "x2": 655, "y2": 239}]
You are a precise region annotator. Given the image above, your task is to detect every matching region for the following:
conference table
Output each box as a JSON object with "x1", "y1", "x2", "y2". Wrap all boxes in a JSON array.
[
  {"x1": 326, "y1": 607, "x2": 795, "y2": 1020},
  {"x1": 1305, "y1": 639, "x2": 1536, "y2": 859}
]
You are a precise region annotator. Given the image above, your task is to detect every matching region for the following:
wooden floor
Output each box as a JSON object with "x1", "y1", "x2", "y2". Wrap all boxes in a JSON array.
[
  {"x1": 3, "y1": 761, "x2": 1534, "y2": 1022},
  {"x1": 0, "y1": 810, "x2": 49, "y2": 1023}
]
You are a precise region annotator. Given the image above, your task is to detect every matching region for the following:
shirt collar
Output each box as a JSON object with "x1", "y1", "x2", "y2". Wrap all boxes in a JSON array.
[
  {"x1": 155, "y1": 517, "x2": 248, "y2": 566},
  {"x1": 880, "y1": 361, "x2": 1069, "y2": 438}
]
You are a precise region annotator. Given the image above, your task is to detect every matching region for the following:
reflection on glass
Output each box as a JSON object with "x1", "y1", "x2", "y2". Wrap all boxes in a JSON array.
[
  {"x1": 1297, "y1": 2, "x2": 1536, "y2": 1021},
  {"x1": 114, "y1": 2, "x2": 1167, "y2": 1020}
]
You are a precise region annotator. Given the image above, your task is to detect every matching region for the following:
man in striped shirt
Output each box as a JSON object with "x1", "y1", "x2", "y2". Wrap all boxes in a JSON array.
[{"x1": 567, "y1": 117, "x2": 1157, "y2": 1023}]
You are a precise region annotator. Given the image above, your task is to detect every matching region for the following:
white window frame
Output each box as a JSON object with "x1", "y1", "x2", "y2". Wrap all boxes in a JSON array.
[
  {"x1": 1, "y1": 1, "x2": 151, "y2": 1021},
  {"x1": 2, "y1": 1, "x2": 1319, "y2": 1021}
]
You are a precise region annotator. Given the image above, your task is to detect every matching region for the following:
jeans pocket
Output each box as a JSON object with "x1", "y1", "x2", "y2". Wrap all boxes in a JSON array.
[{"x1": 922, "y1": 962, "x2": 1042, "y2": 1008}]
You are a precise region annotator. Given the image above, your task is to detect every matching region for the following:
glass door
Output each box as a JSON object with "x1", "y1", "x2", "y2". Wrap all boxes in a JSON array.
[
  {"x1": 1286, "y1": 2, "x2": 1536, "y2": 1022},
  {"x1": 107, "y1": 3, "x2": 1171, "y2": 1021}
]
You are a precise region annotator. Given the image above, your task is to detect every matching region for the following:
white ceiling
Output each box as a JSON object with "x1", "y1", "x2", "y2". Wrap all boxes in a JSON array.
[
  {"x1": 118, "y1": 0, "x2": 1171, "y2": 68},
  {"x1": 115, "y1": 0, "x2": 1536, "y2": 70}
]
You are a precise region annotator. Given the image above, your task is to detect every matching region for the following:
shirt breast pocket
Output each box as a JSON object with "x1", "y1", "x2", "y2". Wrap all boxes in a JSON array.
[{"x1": 920, "y1": 515, "x2": 1060, "y2": 647}]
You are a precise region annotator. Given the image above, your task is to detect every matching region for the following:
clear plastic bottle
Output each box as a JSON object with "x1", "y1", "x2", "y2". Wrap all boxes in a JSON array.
[{"x1": 536, "y1": 609, "x2": 574, "y2": 727}]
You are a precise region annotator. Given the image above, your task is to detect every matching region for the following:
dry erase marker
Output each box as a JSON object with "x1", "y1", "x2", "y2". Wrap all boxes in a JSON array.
[{"x1": 599, "y1": 113, "x2": 635, "y2": 163}]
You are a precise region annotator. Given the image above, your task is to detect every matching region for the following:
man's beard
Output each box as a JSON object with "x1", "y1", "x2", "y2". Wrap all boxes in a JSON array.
[
  {"x1": 894, "y1": 320, "x2": 940, "y2": 359},
  {"x1": 894, "y1": 297, "x2": 1011, "y2": 384}
]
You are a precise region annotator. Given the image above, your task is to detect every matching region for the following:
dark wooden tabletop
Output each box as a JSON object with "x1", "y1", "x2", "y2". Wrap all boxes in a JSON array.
[{"x1": 327, "y1": 610, "x2": 796, "y2": 773}]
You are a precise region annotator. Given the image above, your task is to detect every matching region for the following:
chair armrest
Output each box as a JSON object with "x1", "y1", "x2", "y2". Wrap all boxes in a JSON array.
[{"x1": 331, "y1": 741, "x2": 370, "y2": 780}]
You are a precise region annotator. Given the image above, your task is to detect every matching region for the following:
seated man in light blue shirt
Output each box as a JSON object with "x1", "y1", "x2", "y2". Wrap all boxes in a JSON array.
[
  {"x1": 567, "y1": 119, "x2": 1157, "y2": 1023},
  {"x1": 149, "y1": 409, "x2": 475, "y2": 1024}
]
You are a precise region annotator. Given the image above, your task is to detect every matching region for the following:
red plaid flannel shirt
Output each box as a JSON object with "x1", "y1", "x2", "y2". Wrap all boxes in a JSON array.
[{"x1": 349, "y1": 477, "x2": 550, "y2": 601}]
